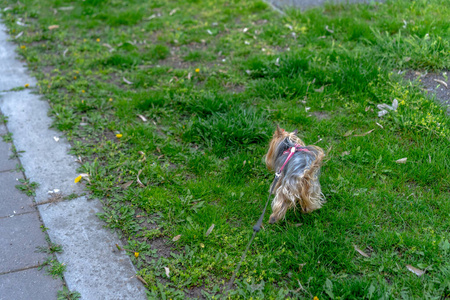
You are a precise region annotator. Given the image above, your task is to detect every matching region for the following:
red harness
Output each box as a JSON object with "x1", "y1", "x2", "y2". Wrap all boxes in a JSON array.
[{"x1": 276, "y1": 144, "x2": 309, "y2": 177}]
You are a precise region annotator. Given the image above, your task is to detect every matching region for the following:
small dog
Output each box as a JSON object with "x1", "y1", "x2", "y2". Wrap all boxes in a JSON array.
[{"x1": 265, "y1": 125, "x2": 325, "y2": 223}]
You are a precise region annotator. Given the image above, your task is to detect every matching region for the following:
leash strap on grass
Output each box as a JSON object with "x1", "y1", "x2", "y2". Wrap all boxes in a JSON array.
[{"x1": 223, "y1": 175, "x2": 280, "y2": 298}]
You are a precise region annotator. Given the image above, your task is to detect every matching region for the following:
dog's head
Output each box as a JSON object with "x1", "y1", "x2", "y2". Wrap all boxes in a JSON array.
[{"x1": 264, "y1": 125, "x2": 304, "y2": 171}]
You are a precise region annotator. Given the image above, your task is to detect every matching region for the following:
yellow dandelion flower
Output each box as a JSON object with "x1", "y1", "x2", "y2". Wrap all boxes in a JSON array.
[
  {"x1": 96, "y1": 38, "x2": 100, "y2": 42},
  {"x1": 109, "y1": 98, "x2": 113, "y2": 102},
  {"x1": 73, "y1": 76, "x2": 77, "y2": 79},
  {"x1": 74, "y1": 175, "x2": 82, "y2": 183},
  {"x1": 313, "y1": 297, "x2": 319, "y2": 300},
  {"x1": 116, "y1": 134, "x2": 123, "y2": 138},
  {"x1": 81, "y1": 90, "x2": 85, "y2": 93},
  {"x1": 134, "y1": 252, "x2": 139, "y2": 258},
  {"x1": 24, "y1": 84, "x2": 29, "y2": 88},
  {"x1": 20, "y1": 45, "x2": 26, "y2": 49},
  {"x1": 195, "y1": 68, "x2": 200, "y2": 73}
]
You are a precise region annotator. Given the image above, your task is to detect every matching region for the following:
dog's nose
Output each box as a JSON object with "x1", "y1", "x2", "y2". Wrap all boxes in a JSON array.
[{"x1": 269, "y1": 216, "x2": 277, "y2": 224}]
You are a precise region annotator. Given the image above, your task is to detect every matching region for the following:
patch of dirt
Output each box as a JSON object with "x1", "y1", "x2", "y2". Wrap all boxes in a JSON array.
[
  {"x1": 311, "y1": 111, "x2": 330, "y2": 120},
  {"x1": 148, "y1": 237, "x2": 173, "y2": 258},
  {"x1": 402, "y1": 70, "x2": 450, "y2": 108}
]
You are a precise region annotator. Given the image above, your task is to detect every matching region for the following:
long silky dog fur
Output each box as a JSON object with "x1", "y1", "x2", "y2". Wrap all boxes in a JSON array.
[{"x1": 265, "y1": 125, "x2": 325, "y2": 223}]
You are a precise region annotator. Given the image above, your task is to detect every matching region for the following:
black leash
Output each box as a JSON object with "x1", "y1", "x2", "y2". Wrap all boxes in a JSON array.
[{"x1": 223, "y1": 174, "x2": 280, "y2": 298}]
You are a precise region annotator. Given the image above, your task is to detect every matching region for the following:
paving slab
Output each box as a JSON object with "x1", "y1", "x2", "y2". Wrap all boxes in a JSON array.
[
  {"x1": 0, "y1": 122, "x2": 6, "y2": 135},
  {"x1": 0, "y1": 90, "x2": 85, "y2": 203},
  {"x1": 266, "y1": 0, "x2": 383, "y2": 10},
  {"x1": 0, "y1": 15, "x2": 146, "y2": 299},
  {"x1": 0, "y1": 23, "x2": 36, "y2": 91},
  {"x1": 0, "y1": 139, "x2": 17, "y2": 171},
  {"x1": 0, "y1": 171, "x2": 35, "y2": 217},
  {"x1": 39, "y1": 196, "x2": 147, "y2": 300},
  {"x1": 0, "y1": 267, "x2": 62, "y2": 300},
  {"x1": 0, "y1": 212, "x2": 48, "y2": 273}
]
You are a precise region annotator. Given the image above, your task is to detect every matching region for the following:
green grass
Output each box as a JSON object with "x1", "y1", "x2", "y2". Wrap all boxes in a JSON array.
[
  {"x1": 38, "y1": 257, "x2": 66, "y2": 280},
  {"x1": 57, "y1": 286, "x2": 81, "y2": 300},
  {"x1": 15, "y1": 178, "x2": 39, "y2": 196},
  {"x1": 1, "y1": 0, "x2": 450, "y2": 298}
]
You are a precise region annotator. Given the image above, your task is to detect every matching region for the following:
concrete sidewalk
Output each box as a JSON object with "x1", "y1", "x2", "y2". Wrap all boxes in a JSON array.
[
  {"x1": 266, "y1": 0, "x2": 383, "y2": 11},
  {"x1": 0, "y1": 19, "x2": 147, "y2": 300},
  {"x1": 0, "y1": 116, "x2": 63, "y2": 299}
]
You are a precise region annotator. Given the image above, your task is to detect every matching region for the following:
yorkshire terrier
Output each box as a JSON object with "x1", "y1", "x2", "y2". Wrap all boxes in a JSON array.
[{"x1": 265, "y1": 125, "x2": 325, "y2": 223}]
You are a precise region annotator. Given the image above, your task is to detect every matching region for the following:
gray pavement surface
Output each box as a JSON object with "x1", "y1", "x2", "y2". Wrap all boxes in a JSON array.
[
  {"x1": 0, "y1": 18, "x2": 147, "y2": 300},
  {"x1": 0, "y1": 121, "x2": 62, "y2": 299},
  {"x1": 267, "y1": 0, "x2": 382, "y2": 10},
  {"x1": 0, "y1": 268, "x2": 63, "y2": 300}
]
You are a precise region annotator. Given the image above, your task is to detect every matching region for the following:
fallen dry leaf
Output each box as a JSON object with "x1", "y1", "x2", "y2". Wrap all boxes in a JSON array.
[
  {"x1": 102, "y1": 43, "x2": 114, "y2": 50},
  {"x1": 136, "y1": 275, "x2": 148, "y2": 285},
  {"x1": 341, "y1": 151, "x2": 350, "y2": 156},
  {"x1": 137, "y1": 170, "x2": 145, "y2": 188},
  {"x1": 205, "y1": 224, "x2": 215, "y2": 237},
  {"x1": 299, "y1": 263, "x2": 306, "y2": 272},
  {"x1": 123, "y1": 77, "x2": 133, "y2": 85},
  {"x1": 80, "y1": 173, "x2": 90, "y2": 183},
  {"x1": 433, "y1": 79, "x2": 448, "y2": 88},
  {"x1": 48, "y1": 25, "x2": 59, "y2": 30},
  {"x1": 343, "y1": 130, "x2": 354, "y2": 137},
  {"x1": 354, "y1": 129, "x2": 375, "y2": 137},
  {"x1": 275, "y1": 57, "x2": 280, "y2": 67},
  {"x1": 377, "y1": 99, "x2": 398, "y2": 117},
  {"x1": 58, "y1": 6, "x2": 74, "y2": 11},
  {"x1": 376, "y1": 122, "x2": 383, "y2": 129},
  {"x1": 314, "y1": 86, "x2": 324, "y2": 93},
  {"x1": 137, "y1": 114, "x2": 147, "y2": 122},
  {"x1": 120, "y1": 180, "x2": 133, "y2": 189},
  {"x1": 396, "y1": 158, "x2": 407, "y2": 164},
  {"x1": 172, "y1": 234, "x2": 181, "y2": 242},
  {"x1": 325, "y1": 25, "x2": 334, "y2": 33},
  {"x1": 406, "y1": 264, "x2": 425, "y2": 276},
  {"x1": 354, "y1": 245, "x2": 370, "y2": 258},
  {"x1": 164, "y1": 267, "x2": 170, "y2": 278}
]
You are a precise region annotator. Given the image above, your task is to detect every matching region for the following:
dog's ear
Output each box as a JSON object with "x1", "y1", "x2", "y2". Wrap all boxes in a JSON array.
[
  {"x1": 276, "y1": 124, "x2": 283, "y2": 136},
  {"x1": 293, "y1": 129, "x2": 298, "y2": 136}
]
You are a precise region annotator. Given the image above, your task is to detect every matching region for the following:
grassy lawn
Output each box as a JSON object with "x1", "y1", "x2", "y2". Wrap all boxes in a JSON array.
[{"x1": 1, "y1": 0, "x2": 450, "y2": 298}]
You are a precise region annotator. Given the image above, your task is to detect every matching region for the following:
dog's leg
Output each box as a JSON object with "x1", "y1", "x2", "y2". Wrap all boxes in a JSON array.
[{"x1": 269, "y1": 187, "x2": 295, "y2": 223}]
